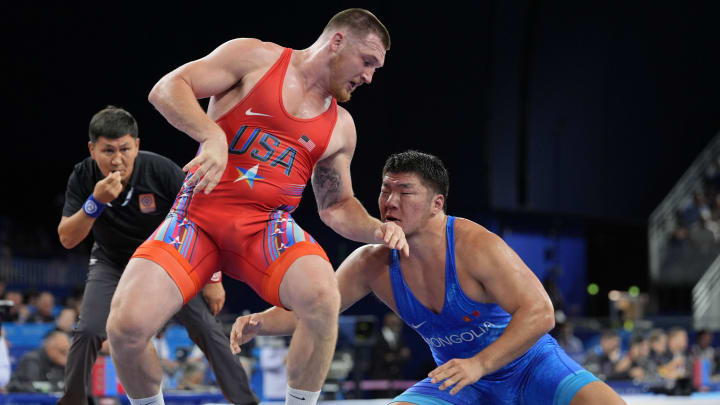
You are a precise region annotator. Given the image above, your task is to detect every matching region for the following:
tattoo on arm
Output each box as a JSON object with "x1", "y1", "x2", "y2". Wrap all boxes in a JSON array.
[{"x1": 313, "y1": 163, "x2": 342, "y2": 209}]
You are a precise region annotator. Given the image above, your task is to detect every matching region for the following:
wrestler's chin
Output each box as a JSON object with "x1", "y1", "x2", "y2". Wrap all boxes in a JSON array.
[{"x1": 329, "y1": 84, "x2": 351, "y2": 103}]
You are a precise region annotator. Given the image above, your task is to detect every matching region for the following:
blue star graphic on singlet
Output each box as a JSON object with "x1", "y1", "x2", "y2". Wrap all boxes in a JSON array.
[{"x1": 234, "y1": 164, "x2": 264, "y2": 188}]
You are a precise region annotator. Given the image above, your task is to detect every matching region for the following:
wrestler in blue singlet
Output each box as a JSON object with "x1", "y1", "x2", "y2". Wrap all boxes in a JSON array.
[{"x1": 389, "y1": 216, "x2": 598, "y2": 405}]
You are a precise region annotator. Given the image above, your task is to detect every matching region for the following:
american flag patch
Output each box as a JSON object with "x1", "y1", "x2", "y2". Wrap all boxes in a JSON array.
[{"x1": 299, "y1": 134, "x2": 316, "y2": 152}]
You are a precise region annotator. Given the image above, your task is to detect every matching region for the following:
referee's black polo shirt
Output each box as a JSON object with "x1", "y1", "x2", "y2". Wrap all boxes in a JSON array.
[{"x1": 62, "y1": 151, "x2": 185, "y2": 266}]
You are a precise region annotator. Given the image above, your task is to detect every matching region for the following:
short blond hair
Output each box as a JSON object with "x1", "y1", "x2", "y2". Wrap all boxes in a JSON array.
[{"x1": 324, "y1": 8, "x2": 390, "y2": 50}]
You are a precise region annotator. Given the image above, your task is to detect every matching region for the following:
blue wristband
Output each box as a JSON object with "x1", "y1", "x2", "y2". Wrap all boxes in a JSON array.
[{"x1": 82, "y1": 194, "x2": 105, "y2": 218}]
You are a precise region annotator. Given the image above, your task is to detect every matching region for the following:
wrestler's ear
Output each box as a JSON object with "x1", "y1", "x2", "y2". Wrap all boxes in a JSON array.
[
  {"x1": 330, "y1": 32, "x2": 346, "y2": 52},
  {"x1": 431, "y1": 194, "x2": 444, "y2": 214}
]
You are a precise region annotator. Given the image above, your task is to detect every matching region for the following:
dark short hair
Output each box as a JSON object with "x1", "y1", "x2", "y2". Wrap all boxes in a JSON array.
[
  {"x1": 89, "y1": 105, "x2": 138, "y2": 143},
  {"x1": 630, "y1": 333, "x2": 647, "y2": 346},
  {"x1": 325, "y1": 8, "x2": 391, "y2": 50},
  {"x1": 601, "y1": 329, "x2": 619, "y2": 340},
  {"x1": 382, "y1": 150, "x2": 449, "y2": 212},
  {"x1": 648, "y1": 328, "x2": 666, "y2": 342},
  {"x1": 43, "y1": 329, "x2": 68, "y2": 343}
]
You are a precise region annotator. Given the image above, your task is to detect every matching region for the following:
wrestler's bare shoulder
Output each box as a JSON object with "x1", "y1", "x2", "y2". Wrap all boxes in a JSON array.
[
  {"x1": 452, "y1": 217, "x2": 503, "y2": 252},
  {"x1": 344, "y1": 244, "x2": 391, "y2": 275},
  {"x1": 217, "y1": 38, "x2": 285, "y2": 71}
]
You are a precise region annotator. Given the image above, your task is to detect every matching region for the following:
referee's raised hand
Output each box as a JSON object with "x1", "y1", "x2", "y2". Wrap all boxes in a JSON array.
[{"x1": 93, "y1": 171, "x2": 123, "y2": 204}]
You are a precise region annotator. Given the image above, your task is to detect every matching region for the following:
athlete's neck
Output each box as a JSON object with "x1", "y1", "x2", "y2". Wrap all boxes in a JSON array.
[
  {"x1": 406, "y1": 214, "x2": 447, "y2": 261},
  {"x1": 294, "y1": 42, "x2": 334, "y2": 101}
]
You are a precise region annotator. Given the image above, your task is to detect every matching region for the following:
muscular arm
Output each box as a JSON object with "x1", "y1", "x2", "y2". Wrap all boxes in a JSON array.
[
  {"x1": 463, "y1": 229, "x2": 555, "y2": 375},
  {"x1": 312, "y1": 110, "x2": 384, "y2": 244},
  {"x1": 57, "y1": 213, "x2": 95, "y2": 249},
  {"x1": 148, "y1": 38, "x2": 264, "y2": 143}
]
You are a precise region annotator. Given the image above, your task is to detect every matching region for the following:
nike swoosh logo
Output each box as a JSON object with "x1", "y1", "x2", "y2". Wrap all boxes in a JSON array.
[
  {"x1": 245, "y1": 108, "x2": 272, "y2": 117},
  {"x1": 411, "y1": 321, "x2": 427, "y2": 329},
  {"x1": 289, "y1": 393, "x2": 306, "y2": 400}
]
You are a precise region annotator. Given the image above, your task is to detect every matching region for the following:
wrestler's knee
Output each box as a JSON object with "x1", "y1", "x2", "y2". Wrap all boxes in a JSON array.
[
  {"x1": 292, "y1": 271, "x2": 340, "y2": 322},
  {"x1": 106, "y1": 302, "x2": 155, "y2": 353}
]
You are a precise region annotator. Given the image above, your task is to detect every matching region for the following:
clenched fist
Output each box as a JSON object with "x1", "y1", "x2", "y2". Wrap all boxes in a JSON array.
[{"x1": 93, "y1": 171, "x2": 123, "y2": 204}]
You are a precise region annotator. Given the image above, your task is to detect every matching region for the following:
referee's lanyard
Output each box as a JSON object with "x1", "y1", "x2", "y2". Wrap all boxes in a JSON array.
[{"x1": 106, "y1": 186, "x2": 134, "y2": 208}]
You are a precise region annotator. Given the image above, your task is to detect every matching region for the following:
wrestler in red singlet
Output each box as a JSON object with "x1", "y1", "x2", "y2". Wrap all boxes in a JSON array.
[{"x1": 134, "y1": 48, "x2": 335, "y2": 307}]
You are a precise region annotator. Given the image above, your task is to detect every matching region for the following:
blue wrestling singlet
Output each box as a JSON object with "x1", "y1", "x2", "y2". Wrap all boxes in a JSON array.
[{"x1": 388, "y1": 216, "x2": 598, "y2": 405}]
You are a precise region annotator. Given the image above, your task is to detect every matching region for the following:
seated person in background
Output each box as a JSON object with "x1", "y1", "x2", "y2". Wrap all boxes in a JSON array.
[
  {"x1": 552, "y1": 318, "x2": 585, "y2": 364},
  {"x1": 659, "y1": 327, "x2": 689, "y2": 381},
  {"x1": 583, "y1": 330, "x2": 621, "y2": 380},
  {"x1": 27, "y1": 291, "x2": 55, "y2": 323},
  {"x1": 150, "y1": 326, "x2": 179, "y2": 390},
  {"x1": 7, "y1": 330, "x2": 70, "y2": 393},
  {"x1": 369, "y1": 312, "x2": 411, "y2": 398},
  {"x1": 646, "y1": 328, "x2": 672, "y2": 381},
  {"x1": 4, "y1": 291, "x2": 30, "y2": 323},
  {"x1": 55, "y1": 308, "x2": 78, "y2": 333},
  {"x1": 177, "y1": 361, "x2": 212, "y2": 392},
  {"x1": 691, "y1": 329, "x2": 717, "y2": 376},
  {"x1": 612, "y1": 333, "x2": 650, "y2": 381}
]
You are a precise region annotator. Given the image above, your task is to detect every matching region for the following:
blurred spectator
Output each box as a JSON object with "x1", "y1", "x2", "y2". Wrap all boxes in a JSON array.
[
  {"x1": 369, "y1": 313, "x2": 411, "y2": 380},
  {"x1": 151, "y1": 326, "x2": 180, "y2": 389},
  {"x1": 583, "y1": 330, "x2": 621, "y2": 380},
  {"x1": 63, "y1": 285, "x2": 84, "y2": 316},
  {"x1": 28, "y1": 291, "x2": 55, "y2": 323},
  {"x1": 256, "y1": 335, "x2": 288, "y2": 401},
  {"x1": 659, "y1": 327, "x2": 690, "y2": 381},
  {"x1": 4, "y1": 291, "x2": 29, "y2": 323},
  {"x1": 647, "y1": 328, "x2": 672, "y2": 380},
  {"x1": 177, "y1": 361, "x2": 213, "y2": 392},
  {"x1": 0, "y1": 327, "x2": 9, "y2": 391},
  {"x1": 691, "y1": 330, "x2": 717, "y2": 375},
  {"x1": 7, "y1": 330, "x2": 70, "y2": 393},
  {"x1": 668, "y1": 226, "x2": 689, "y2": 248},
  {"x1": 55, "y1": 308, "x2": 77, "y2": 333},
  {"x1": 0, "y1": 276, "x2": 6, "y2": 299},
  {"x1": 552, "y1": 315, "x2": 584, "y2": 364},
  {"x1": 612, "y1": 333, "x2": 650, "y2": 381}
]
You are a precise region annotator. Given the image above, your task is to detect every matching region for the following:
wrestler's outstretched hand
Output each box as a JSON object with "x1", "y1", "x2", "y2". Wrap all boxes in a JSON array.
[
  {"x1": 429, "y1": 357, "x2": 485, "y2": 395},
  {"x1": 230, "y1": 314, "x2": 263, "y2": 354},
  {"x1": 375, "y1": 221, "x2": 409, "y2": 257},
  {"x1": 183, "y1": 134, "x2": 228, "y2": 194}
]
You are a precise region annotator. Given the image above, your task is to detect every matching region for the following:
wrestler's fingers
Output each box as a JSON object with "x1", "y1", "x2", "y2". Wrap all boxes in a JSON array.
[
  {"x1": 385, "y1": 233, "x2": 400, "y2": 249},
  {"x1": 203, "y1": 170, "x2": 222, "y2": 195},
  {"x1": 183, "y1": 156, "x2": 202, "y2": 174},
  {"x1": 401, "y1": 241, "x2": 410, "y2": 257},
  {"x1": 195, "y1": 168, "x2": 217, "y2": 193},
  {"x1": 229, "y1": 324, "x2": 242, "y2": 354},
  {"x1": 383, "y1": 225, "x2": 397, "y2": 244},
  {"x1": 187, "y1": 166, "x2": 208, "y2": 188},
  {"x1": 439, "y1": 374, "x2": 459, "y2": 391},
  {"x1": 449, "y1": 378, "x2": 469, "y2": 395},
  {"x1": 428, "y1": 366, "x2": 451, "y2": 383}
]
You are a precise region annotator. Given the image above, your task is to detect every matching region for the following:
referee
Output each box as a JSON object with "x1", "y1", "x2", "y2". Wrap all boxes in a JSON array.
[{"x1": 57, "y1": 106, "x2": 257, "y2": 405}]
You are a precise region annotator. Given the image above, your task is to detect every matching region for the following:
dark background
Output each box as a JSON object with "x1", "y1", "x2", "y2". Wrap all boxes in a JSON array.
[{"x1": 2, "y1": 1, "x2": 719, "y2": 315}]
